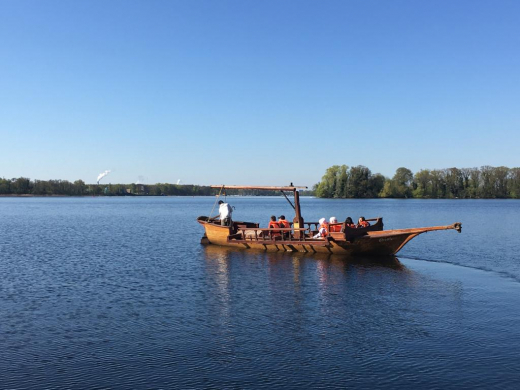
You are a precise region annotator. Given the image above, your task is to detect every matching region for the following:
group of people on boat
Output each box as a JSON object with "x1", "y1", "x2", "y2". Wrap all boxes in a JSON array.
[
  {"x1": 267, "y1": 215, "x2": 291, "y2": 238},
  {"x1": 215, "y1": 198, "x2": 370, "y2": 240},
  {"x1": 266, "y1": 214, "x2": 371, "y2": 240},
  {"x1": 312, "y1": 216, "x2": 370, "y2": 239}
]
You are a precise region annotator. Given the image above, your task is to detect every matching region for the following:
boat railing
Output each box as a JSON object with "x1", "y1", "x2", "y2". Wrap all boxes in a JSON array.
[
  {"x1": 305, "y1": 222, "x2": 320, "y2": 232},
  {"x1": 234, "y1": 227, "x2": 313, "y2": 242}
]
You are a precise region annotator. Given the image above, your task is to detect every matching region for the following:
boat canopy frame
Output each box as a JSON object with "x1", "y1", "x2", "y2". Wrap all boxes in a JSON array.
[{"x1": 210, "y1": 184, "x2": 308, "y2": 223}]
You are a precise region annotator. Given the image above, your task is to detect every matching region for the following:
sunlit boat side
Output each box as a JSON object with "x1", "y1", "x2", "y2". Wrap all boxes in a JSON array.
[{"x1": 197, "y1": 185, "x2": 462, "y2": 256}]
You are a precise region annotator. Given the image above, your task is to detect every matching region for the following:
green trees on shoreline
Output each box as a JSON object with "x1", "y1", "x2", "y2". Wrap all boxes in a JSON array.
[
  {"x1": 3, "y1": 166, "x2": 520, "y2": 198},
  {"x1": 0, "y1": 178, "x2": 314, "y2": 197},
  {"x1": 0, "y1": 178, "x2": 218, "y2": 196},
  {"x1": 314, "y1": 165, "x2": 520, "y2": 199},
  {"x1": 315, "y1": 165, "x2": 385, "y2": 198}
]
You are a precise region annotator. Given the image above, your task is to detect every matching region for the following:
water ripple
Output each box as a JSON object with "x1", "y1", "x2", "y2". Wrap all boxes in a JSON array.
[{"x1": 1, "y1": 197, "x2": 520, "y2": 389}]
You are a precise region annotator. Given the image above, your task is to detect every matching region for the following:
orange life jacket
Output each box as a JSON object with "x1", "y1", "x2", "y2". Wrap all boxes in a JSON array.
[
  {"x1": 329, "y1": 224, "x2": 341, "y2": 232},
  {"x1": 278, "y1": 220, "x2": 290, "y2": 229},
  {"x1": 268, "y1": 221, "x2": 281, "y2": 236},
  {"x1": 319, "y1": 222, "x2": 329, "y2": 237},
  {"x1": 358, "y1": 221, "x2": 370, "y2": 228}
]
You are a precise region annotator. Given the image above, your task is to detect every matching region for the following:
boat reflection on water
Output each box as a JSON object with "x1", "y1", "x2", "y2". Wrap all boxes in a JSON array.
[
  {"x1": 202, "y1": 244, "x2": 410, "y2": 304},
  {"x1": 201, "y1": 245, "x2": 427, "y2": 343},
  {"x1": 199, "y1": 244, "x2": 483, "y2": 385},
  {"x1": 202, "y1": 244, "x2": 405, "y2": 271}
]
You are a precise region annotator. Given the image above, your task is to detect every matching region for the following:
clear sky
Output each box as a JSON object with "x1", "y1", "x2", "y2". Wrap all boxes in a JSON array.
[{"x1": 1, "y1": 0, "x2": 519, "y2": 187}]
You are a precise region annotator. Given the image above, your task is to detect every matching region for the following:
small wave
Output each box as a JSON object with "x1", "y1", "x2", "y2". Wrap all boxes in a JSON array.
[{"x1": 399, "y1": 255, "x2": 520, "y2": 284}]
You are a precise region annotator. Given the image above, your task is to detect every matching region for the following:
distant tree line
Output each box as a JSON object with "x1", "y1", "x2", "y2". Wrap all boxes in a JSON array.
[
  {"x1": 314, "y1": 165, "x2": 520, "y2": 199},
  {"x1": 0, "y1": 178, "x2": 314, "y2": 197},
  {"x1": 7, "y1": 166, "x2": 517, "y2": 199}
]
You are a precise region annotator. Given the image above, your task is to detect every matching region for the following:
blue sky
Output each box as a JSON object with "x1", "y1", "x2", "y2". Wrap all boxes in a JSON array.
[{"x1": 1, "y1": 0, "x2": 519, "y2": 186}]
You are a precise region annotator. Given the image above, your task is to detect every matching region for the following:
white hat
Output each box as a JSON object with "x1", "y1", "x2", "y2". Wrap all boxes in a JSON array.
[
  {"x1": 319, "y1": 218, "x2": 326, "y2": 224},
  {"x1": 330, "y1": 217, "x2": 337, "y2": 223}
]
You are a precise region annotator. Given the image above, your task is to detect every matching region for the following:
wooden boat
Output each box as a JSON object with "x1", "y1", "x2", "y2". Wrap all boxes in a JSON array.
[{"x1": 198, "y1": 185, "x2": 462, "y2": 256}]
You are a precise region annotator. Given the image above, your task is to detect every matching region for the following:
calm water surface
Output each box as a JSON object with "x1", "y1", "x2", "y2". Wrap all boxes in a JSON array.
[{"x1": 1, "y1": 197, "x2": 519, "y2": 389}]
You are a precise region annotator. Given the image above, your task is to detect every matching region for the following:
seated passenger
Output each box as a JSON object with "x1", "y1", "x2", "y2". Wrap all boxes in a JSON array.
[
  {"x1": 278, "y1": 215, "x2": 291, "y2": 229},
  {"x1": 357, "y1": 216, "x2": 370, "y2": 228},
  {"x1": 313, "y1": 218, "x2": 329, "y2": 239},
  {"x1": 268, "y1": 215, "x2": 281, "y2": 238},
  {"x1": 344, "y1": 217, "x2": 356, "y2": 228},
  {"x1": 329, "y1": 216, "x2": 341, "y2": 232},
  {"x1": 278, "y1": 215, "x2": 291, "y2": 239}
]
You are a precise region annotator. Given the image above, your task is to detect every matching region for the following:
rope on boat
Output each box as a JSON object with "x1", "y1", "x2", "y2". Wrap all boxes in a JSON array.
[{"x1": 208, "y1": 185, "x2": 225, "y2": 220}]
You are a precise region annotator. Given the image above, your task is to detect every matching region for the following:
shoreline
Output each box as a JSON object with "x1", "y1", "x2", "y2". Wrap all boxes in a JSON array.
[{"x1": 1, "y1": 194, "x2": 518, "y2": 200}]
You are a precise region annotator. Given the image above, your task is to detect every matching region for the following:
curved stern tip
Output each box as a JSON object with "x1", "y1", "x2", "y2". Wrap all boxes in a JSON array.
[{"x1": 453, "y1": 222, "x2": 462, "y2": 233}]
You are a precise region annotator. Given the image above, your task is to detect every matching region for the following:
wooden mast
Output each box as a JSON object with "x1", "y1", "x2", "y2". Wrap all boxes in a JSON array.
[{"x1": 292, "y1": 187, "x2": 305, "y2": 239}]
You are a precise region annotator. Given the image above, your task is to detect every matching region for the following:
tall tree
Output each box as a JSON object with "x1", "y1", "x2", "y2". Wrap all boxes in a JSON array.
[
  {"x1": 380, "y1": 167, "x2": 413, "y2": 198},
  {"x1": 445, "y1": 168, "x2": 463, "y2": 198},
  {"x1": 11, "y1": 177, "x2": 31, "y2": 194},
  {"x1": 413, "y1": 169, "x2": 431, "y2": 198},
  {"x1": 493, "y1": 166, "x2": 509, "y2": 198},
  {"x1": 349, "y1": 165, "x2": 372, "y2": 198},
  {"x1": 315, "y1": 165, "x2": 340, "y2": 198},
  {"x1": 368, "y1": 173, "x2": 386, "y2": 197},
  {"x1": 480, "y1": 166, "x2": 495, "y2": 198},
  {"x1": 468, "y1": 168, "x2": 481, "y2": 198},
  {"x1": 334, "y1": 165, "x2": 349, "y2": 198},
  {"x1": 508, "y1": 168, "x2": 520, "y2": 198}
]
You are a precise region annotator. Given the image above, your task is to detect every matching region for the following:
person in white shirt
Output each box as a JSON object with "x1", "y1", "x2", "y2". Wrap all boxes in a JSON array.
[{"x1": 218, "y1": 200, "x2": 233, "y2": 226}]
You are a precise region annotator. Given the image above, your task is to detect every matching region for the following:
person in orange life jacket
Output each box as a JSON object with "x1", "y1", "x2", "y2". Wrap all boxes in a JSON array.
[
  {"x1": 218, "y1": 200, "x2": 233, "y2": 226},
  {"x1": 278, "y1": 215, "x2": 291, "y2": 238},
  {"x1": 357, "y1": 216, "x2": 370, "y2": 228},
  {"x1": 313, "y1": 218, "x2": 328, "y2": 239},
  {"x1": 278, "y1": 215, "x2": 291, "y2": 228},
  {"x1": 268, "y1": 215, "x2": 281, "y2": 238},
  {"x1": 344, "y1": 217, "x2": 356, "y2": 228},
  {"x1": 329, "y1": 216, "x2": 341, "y2": 232}
]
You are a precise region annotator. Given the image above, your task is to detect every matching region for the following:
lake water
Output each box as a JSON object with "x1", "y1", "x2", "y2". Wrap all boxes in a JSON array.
[{"x1": 1, "y1": 197, "x2": 519, "y2": 389}]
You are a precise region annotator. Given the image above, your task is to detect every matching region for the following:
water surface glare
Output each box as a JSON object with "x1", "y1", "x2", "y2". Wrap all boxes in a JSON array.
[{"x1": 1, "y1": 197, "x2": 519, "y2": 389}]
